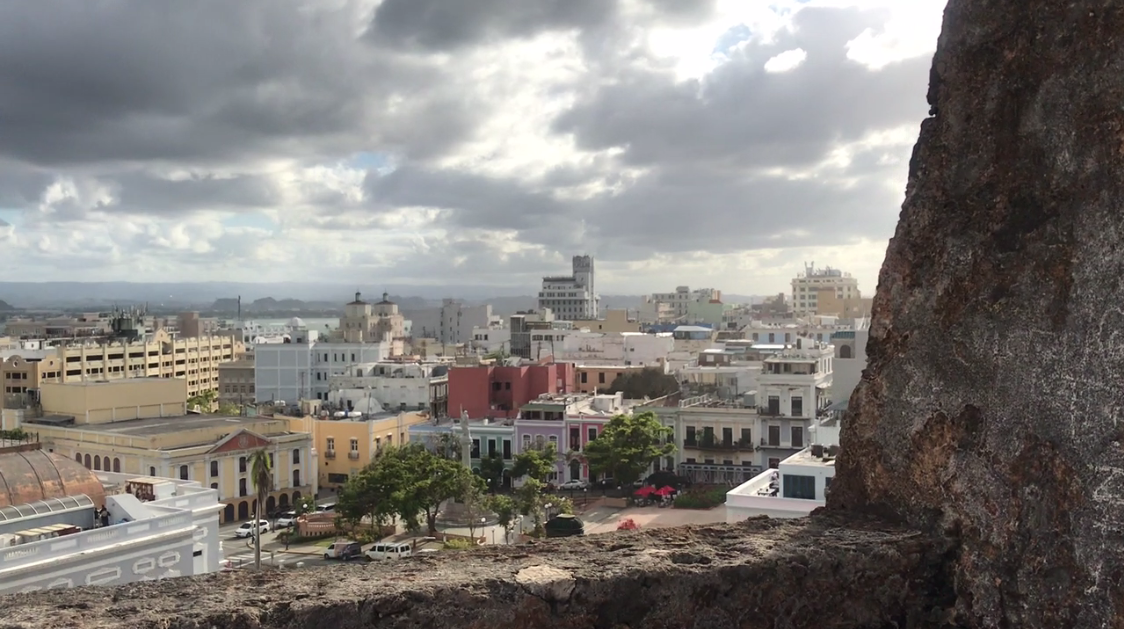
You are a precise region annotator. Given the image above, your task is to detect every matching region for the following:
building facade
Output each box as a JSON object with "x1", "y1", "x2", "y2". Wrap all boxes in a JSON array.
[
  {"x1": 0, "y1": 450, "x2": 223, "y2": 594},
  {"x1": 327, "y1": 361, "x2": 449, "y2": 417},
  {"x1": 725, "y1": 445, "x2": 838, "y2": 521},
  {"x1": 556, "y1": 331, "x2": 672, "y2": 368},
  {"x1": 643, "y1": 287, "x2": 722, "y2": 322},
  {"x1": 290, "y1": 411, "x2": 431, "y2": 489},
  {"x1": 447, "y1": 362, "x2": 575, "y2": 419},
  {"x1": 406, "y1": 300, "x2": 494, "y2": 345},
  {"x1": 537, "y1": 255, "x2": 599, "y2": 321},
  {"x1": 217, "y1": 359, "x2": 255, "y2": 406},
  {"x1": 410, "y1": 419, "x2": 517, "y2": 490},
  {"x1": 253, "y1": 325, "x2": 392, "y2": 404},
  {"x1": 790, "y1": 263, "x2": 862, "y2": 317}
]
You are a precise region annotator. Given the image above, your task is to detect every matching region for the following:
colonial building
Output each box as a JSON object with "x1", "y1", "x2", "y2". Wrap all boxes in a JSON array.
[{"x1": 537, "y1": 255, "x2": 599, "y2": 321}]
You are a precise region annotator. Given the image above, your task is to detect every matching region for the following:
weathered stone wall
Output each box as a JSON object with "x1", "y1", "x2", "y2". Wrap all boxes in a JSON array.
[
  {"x1": 829, "y1": 1, "x2": 1124, "y2": 627},
  {"x1": 1, "y1": 515, "x2": 952, "y2": 629}
]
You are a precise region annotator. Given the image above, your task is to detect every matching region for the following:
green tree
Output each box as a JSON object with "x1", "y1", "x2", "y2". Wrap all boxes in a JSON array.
[
  {"x1": 430, "y1": 433, "x2": 462, "y2": 461},
  {"x1": 217, "y1": 401, "x2": 242, "y2": 416},
  {"x1": 584, "y1": 411, "x2": 676, "y2": 486},
  {"x1": 486, "y1": 494, "x2": 519, "y2": 541},
  {"x1": 386, "y1": 444, "x2": 479, "y2": 534},
  {"x1": 478, "y1": 452, "x2": 506, "y2": 492},
  {"x1": 512, "y1": 441, "x2": 557, "y2": 483},
  {"x1": 188, "y1": 389, "x2": 218, "y2": 412},
  {"x1": 604, "y1": 368, "x2": 680, "y2": 399},
  {"x1": 516, "y1": 478, "x2": 548, "y2": 538},
  {"x1": 337, "y1": 458, "x2": 399, "y2": 540},
  {"x1": 249, "y1": 449, "x2": 272, "y2": 570}
]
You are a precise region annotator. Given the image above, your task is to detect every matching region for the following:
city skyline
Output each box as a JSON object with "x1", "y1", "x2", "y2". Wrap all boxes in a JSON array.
[{"x1": 0, "y1": 0, "x2": 945, "y2": 295}]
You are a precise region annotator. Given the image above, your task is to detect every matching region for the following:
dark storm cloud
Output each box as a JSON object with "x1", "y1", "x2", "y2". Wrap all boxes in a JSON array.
[
  {"x1": 368, "y1": 0, "x2": 620, "y2": 50},
  {"x1": 0, "y1": 1, "x2": 469, "y2": 167},
  {"x1": 553, "y1": 7, "x2": 929, "y2": 171},
  {"x1": 112, "y1": 173, "x2": 284, "y2": 216},
  {"x1": 364, "y1": 166, "x2": 566, "y2": 230}
]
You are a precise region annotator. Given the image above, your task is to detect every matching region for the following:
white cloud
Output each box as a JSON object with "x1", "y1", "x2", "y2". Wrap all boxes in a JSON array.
[{"x1": 764, "y1": 48, "x2": 808, "y2": 73}]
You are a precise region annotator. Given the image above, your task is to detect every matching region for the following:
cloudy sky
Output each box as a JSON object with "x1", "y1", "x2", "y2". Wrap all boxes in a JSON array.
[{"x1": 0, "y1": 0, "x2": 945, "y2": 296}]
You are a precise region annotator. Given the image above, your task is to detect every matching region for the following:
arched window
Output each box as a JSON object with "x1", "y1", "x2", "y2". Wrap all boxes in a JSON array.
[
  {"x1": 93, "y1": 455, "x2": 101, "y2": 470},
  {"x1": 292, "y1": 469, "x2": 301, "y2": 488},
  {"x1": 210, "y1": 461, "x2": 219, "y2": 477},
  {"x1": 210, "y1": 483, "x2": 218, "y2": 491},
  {"x1": 239, "y1": 478, "x2": 247, "y2": 497},
  {"x1": 75, "y1": 453, "x2": 82, "y2": 463},
  {"x1": 179, "y1": 465, "x2": 189, "y2": 480},
  {"x1": 839, "y1": 345, "x2": 853, "y2": 359},
  {"x1": 113, "y1": 458, "x2": 121, "y2": 473},
  {"x1": 291, "y1": 449, "x2": 300, "y2": 465},
  {"x1": 149, "y1": 466, "x2": 156, "y2": 476}
]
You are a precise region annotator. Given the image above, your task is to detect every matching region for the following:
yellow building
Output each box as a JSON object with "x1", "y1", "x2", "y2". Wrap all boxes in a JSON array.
[
  {"x1": 2, "y1": 354, "x2": 63, "y2": 397},
  {"x1": 289, "y1": 411, "x2": 431, "y2": 489},
  {"x1": 17, "y1": 378, "x2": 314, "y2": 524},
  {"x1": 0, "y1": 329, "x2": 244, "y2": 399},
  {"x1": 570, "y1": 309, "x2": 642, "y2": 333}
]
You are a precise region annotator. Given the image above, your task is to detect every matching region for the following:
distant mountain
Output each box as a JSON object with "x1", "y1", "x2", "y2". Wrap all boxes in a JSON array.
[{"x1": 0, "y1": 299, "x2": 14, "y2": 311}]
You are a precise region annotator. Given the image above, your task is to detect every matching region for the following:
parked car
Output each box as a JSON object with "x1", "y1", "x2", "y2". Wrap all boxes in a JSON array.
[
  {"x1": 234, "y1": 520, "x2": 270, "y2": 538},
  {"x1": 323, "y1": 540, "x2": 363, "y2": 561},
  {"x1": 366, "y1": 542, "x2": 413, "y2": 560},
  {"x1": 544, "y1": 514, "x2": 585, "y2": 538},
  {"x1": 558, "y1": 479, "x2": 589, "y2": 491},
  {"x1": 275, "y1": 511, "x2": 298, "y2": 528},
  {"x1": 316, "y1": 502, "x2": 337, "y2": 512}
]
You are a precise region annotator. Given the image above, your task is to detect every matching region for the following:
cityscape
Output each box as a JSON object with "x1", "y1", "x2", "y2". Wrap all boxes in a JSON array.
[{"x1": 0, "y1": 256, "x2": 866, "y2": 589}]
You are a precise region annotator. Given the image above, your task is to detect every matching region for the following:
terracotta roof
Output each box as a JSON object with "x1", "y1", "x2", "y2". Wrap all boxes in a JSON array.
[{"x1": 0, "y1": 450, "x2": 107, "y2": 508}]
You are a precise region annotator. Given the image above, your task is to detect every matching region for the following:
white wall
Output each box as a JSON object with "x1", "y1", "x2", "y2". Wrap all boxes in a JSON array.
[
  {"x1": 831, "y1": 328, "x2": 869, "y2": 405},
  {"x1": 557, "y1": 332, "x2": 672, "y2": 367}
]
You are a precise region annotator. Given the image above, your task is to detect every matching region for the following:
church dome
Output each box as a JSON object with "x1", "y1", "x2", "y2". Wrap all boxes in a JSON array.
[
  {"x1": 0, "y1": 450, "x2": 107, "y2": 508},
  {"x1": 288, "y1": 317, "x2": 307, "y2": 329}
]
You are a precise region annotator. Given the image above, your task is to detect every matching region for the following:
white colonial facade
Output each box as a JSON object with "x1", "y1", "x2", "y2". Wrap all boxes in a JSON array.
[
  {"x1": 556, "y1": 331, "x2": 672, "y2": 367},
  {"x1": 253, "y1": 326, "x2": 392, "y2": 403}
]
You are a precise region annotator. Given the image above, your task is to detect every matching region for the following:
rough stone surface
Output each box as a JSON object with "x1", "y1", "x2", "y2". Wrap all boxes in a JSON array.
[
  {"x1": 829, "y1": 0, "x2": 1124, "y2": 627},
  {"x1": 0, "y1": 515, "x2": 953, "y2": 629}
]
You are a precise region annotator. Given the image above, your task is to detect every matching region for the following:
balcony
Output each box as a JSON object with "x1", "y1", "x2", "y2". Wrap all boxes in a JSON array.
[
  {"x1": 688, "y1": 438, "x2": 754, "y2": 452},
  {"x1": 348, "y1": 451, "x2": 360, "y2": 460},
  {"x1": 325, "y1": 449, "x2": 336, "y2": 459},
  {"x1": 757, "y1": 407, "x2": 783, "y2": 417}
]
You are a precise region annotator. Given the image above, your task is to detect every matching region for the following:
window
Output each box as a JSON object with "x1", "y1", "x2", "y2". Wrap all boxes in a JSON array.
[
  {"x1": 580, "y1": 372, "x2": 587, "y2": 384},
  {"x1": 293, "y1": 470, "x2": 301, "y2": 487},
  {"x1": 548, "y1": 435, "x2": 558, "y2": 447},
  {"x1": 210, "y1": 483, "x2": 218, "y2": 491},
  {"x1": 210, "y1": 461, "x2": 219, "y2": 477},
  {"x1": 239, "y1": 478, "x2": 247, "y2": 496},
  {"x1": 588, "y1": 428, "x2": 597, "y2": 442},
  {"x1": 471, "y1": 439, "x2": 481, "y2": 458},
  {"x1": 327, "y1": 437, "x2": 335, "y2": 451},
  {"x1": 75, "y1": 453, "x2": 82, "y2": 463},
  {"x1": 328, "y1": 473, "x2": 349, "y2": 484},
  {"x1": 722, "y1": 427, "x2": 733, "y2": 447},
  {"x1": 292, "y1": 449, "x2": 300, "y2": 464},
  {"x1": 791, "y1": 397, "x2": 804, "y2": 417},
  {"x1": 685, "y1": 426, "x2": 697, "y2": 446},
  {"x1": 269, "y1": 453, "x2": 274, "y2": 469},
  {"x1": 350, "y1": 438, "x2": 359, "y2": 452},
  {"x1": 492, "y1": 382, "x2": 501, "y2": 391},
  {"x1": 504, "y1": 382, "x2": 510, "y2": 390},
  {"x1": 239, "y1": 457, "x2": 247, "y2": 473},
  {"x1": 569, "y1": 427, "x2": 580, "y2": 451},
  {"x1": 598, "y1": 372, "x2": 605, "y2": 384},
  {"x1": 768, "y1": 425, "x2": 780, "y2": 446},
  {"x1": 488, "y1": 439, "x2": 497, "y2": 457},
  {"x1": 149, "y1": 466, "x2": 156, "y2": 476},
  {"x1": 767, "y1": 396, "x2": 780, "y2": 415},
  {"x1": 840, "y1": 345, "x2": 853, "y2": 359},
  {"x1": 522, "y1": 434, "x2": 531, "y2": 450},
  {"x1": 782, "y1": 474, "x2": 816, "y2": 500},
  {"x1": 791, "y1": 427, "x2": 804, "y2": 448},
  {"x1": 94, "y1": 455, "x2": 101, "y2": 471},
  {"x1": 179, "y1": 465, "x2": 189, "y2": 480},
  {"x1": 503, "y1": 439, "x2": 512, "y2": 460}
]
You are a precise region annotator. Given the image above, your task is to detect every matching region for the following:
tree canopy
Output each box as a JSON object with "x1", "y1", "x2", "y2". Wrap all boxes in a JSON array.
[
  {"x1": 584, "y1": 411, "x2": 676, "y2": 486},
  {"x1": 512, "y1": 441, "x2": 557, "y2": 483},
  {"x1": 478, "y1": 451, "x2": 506, "y2": 492},
  {"x1": 337, "y1": 443, "x2": 482, "y2": 535},
  {"x1": 604, "y1": 367, "x2": 680, "y2": 399}
]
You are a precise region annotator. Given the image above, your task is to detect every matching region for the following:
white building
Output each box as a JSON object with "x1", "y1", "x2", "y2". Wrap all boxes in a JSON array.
[
  {"x1": 725, "y1": 444, "x2": 838, "y2": 521},
  {"x1": 0, "y1": 452, "x2": 222, "y2": 595},
  {"x1": 406, "y1": 300, "x2": 494, "y2": 345},
  {"x1": 253, "y1": 325, "x2": 392, "y2": 404},
  {"x1": 791, "y1": 263, "x2": 861, "y2": 317},
  {"x1": 537, "y1": 255, "x2": 599, "y2": 321},
  {"x1": 556, "y1": 331, "x2": 672, "y2": 367},
  {"x1": 327, "y1": 362, "x2": 450, "y2": 414},
  {"x1": 830, "y1": 319, "x2": 870, "y2": 407},
  {"x1": 470, "y1": 327, "x2": 511, "y2": 355},
  {"x1": 755, "y1": 339, "x2": 833, "y2": 468}
]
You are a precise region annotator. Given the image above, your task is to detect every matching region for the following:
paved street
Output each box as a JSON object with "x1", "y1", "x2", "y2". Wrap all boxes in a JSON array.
[{"x1": 217, "y1": 521, "x2": 329, "y2": 569}]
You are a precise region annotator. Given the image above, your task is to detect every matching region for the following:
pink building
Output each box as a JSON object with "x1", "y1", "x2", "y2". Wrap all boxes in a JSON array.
[{"x1": 448, "y1": 363, "x2": 575, "y2": 419}]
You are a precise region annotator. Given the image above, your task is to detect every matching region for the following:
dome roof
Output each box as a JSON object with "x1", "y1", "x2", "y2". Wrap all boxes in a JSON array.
[
  {"x1": 288, "y1": 317, "x2": 307, "y2": 328},
  {"x1": 0, "y1": 450, "x2": 107, "y2": 508}
]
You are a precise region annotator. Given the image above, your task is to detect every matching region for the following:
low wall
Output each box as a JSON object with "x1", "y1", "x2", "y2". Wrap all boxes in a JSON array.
[{"x1": 1, "y1": 512, "x2": 955, "y2": 629}]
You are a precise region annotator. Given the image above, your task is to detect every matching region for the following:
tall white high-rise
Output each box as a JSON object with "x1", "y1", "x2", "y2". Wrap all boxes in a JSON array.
[{"x1": 538, "y1": 255, "x2": 599, "y2": 321}]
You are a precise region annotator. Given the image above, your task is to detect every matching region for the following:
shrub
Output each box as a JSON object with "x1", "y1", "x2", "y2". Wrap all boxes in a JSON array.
[
  {"x1": 443, "y1": 538, "x2": 473, "y2": 550},
  {"x1": 673, "y1": 487, "x2": 727, "y2": 510}
]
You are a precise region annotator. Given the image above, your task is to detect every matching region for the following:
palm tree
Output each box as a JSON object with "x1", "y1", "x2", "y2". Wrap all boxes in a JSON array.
[{"x1": 249, "y1": 448, "x2": 273, "y2": 570}]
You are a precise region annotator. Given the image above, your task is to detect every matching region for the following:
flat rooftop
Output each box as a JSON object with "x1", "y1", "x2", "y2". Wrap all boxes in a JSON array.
[
  {"x1": 783, "y1": 449, "x2": 838, "y2": 468},
  {"x1": 26, "y1": 413, "x2": 277, "y2": 438},
  {"x1": 46, "y1": 377, "x2": 172, "y2": 388}
]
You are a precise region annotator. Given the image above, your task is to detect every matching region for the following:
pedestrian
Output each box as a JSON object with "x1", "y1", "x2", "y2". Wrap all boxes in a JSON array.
[{"x1": 284, "y1": 534, "x2": 290, "y2": 551}]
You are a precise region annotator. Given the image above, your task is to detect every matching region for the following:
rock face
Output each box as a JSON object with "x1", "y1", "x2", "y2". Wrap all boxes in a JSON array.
[
  {"x1": 0, "y1": 516, "x2": 951, "y2": 629},
  {"x1": 829, "y1": 1, "x2": 1124, "y2": 627}
]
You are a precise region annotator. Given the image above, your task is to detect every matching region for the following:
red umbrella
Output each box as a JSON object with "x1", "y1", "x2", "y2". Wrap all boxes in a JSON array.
[
  {"x1": 634, "y1": 485, "x2": 655, "y2": 496},
  {"x1": 655, "y1": 486, "x2": 675, "y2": 497}
]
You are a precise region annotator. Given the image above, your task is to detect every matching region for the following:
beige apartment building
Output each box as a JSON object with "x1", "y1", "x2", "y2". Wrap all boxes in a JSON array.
[
  {"x1": 570, "y1": 309, "x2": 642, "y2": 333},
  {"x1": 0, "y1": 329, "x2": 244, "y2": 400},
  {"x1": 791, "y1": 264, "x2": 862, "y2": 317},
  {"x1": 17, "y1": 378, "x2": 314, "y2": 524}
]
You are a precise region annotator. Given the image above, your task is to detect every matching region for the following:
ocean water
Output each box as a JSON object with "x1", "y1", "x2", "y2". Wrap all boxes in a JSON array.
[{"x1": 236, "y1": 317, "x2": 339, "y2": 331}]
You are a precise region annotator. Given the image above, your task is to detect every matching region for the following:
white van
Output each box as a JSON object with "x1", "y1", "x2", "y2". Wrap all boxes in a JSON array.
[{"x1": 366, "y1": 542, "x2": 413, "y2": 560}]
